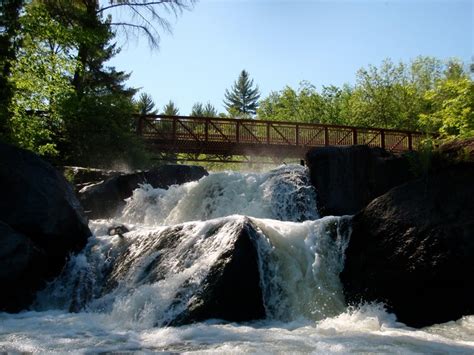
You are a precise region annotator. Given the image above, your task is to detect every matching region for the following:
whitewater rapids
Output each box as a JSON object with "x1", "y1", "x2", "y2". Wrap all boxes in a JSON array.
[{"x1": 1, "y1": 165, "x2": 473, "y2": 353}]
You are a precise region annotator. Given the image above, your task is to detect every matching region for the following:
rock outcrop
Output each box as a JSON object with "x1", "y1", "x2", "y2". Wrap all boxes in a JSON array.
[
  {"x1": 168, "y1": 218, "x2": 265, "y2": 325},
  {"x1": 340, "y1": 163, "x2": 474, "y2": 327},
  {"x1": 0, "y1": 143, "x2": 91, "y2": 312},
  {"x1": 305, "y1": 145, "x2": 415, "y2": 216},
  {"x1": 61, "y1": 217, "x2": 265, "y2": 325},
  {"x1": 79, "y1": 165, "x2": 208, "y2": 219}
]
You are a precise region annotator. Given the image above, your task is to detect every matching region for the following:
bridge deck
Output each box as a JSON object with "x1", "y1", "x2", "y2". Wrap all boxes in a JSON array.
[{"x1": 137, "y1": 115, "x2": 423, "y2": 158}]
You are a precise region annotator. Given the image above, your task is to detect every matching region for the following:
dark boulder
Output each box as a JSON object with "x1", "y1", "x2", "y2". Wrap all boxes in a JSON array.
[
  {"x1": 340, "y1": 163, "x2": 474, "y2": 327},
  {"x1": 64, "y1": 217, "x2": 265, "y2": 325},
  {"x1": 79, "y1": 164, "x2": 208, "y2": 219},
  {"x1": 169, "y1": 218, "x2": 265, "y2": 325},
  {"x1": 0, "y1": 142, "x2": 91, "y2": 312},
  {"x1": 305, "y1": 145, "x2": 415, "y2": 216},
  {"x1": 60, "y1": 166, "x2": 123, "y2": 192},
  {"x1": 438, "y1": 138, "x2": 474, "y2": 163}
]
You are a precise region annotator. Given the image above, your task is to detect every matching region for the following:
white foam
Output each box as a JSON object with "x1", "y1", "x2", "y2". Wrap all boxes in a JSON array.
[
  {"x1": 121, "y1": 165, "x2": 319, "y2": 225},
  {"x1": 3, "y1": 165, "x2": 473, "y2": 353}
]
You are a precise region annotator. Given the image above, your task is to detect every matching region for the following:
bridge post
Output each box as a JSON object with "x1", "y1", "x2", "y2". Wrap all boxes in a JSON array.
[
  {"x1": 352, "y1": 128, "x2": 357, "y2": 145},
  {"x1": 324, "y1": 126, "x2": 329, "y2": 146},
  {"x1": 296, "y1": 124, "x2": 299, "y2": 146},
  {"x1": 408, "y1": 133, "x2": 413, "y2": 150},
  {"x1": 137, "y1": 116, "x2": 143, "y2": 135},
  {"x1": 236, "y1": 121, "x2": 240, "y2": 142},
  {"x1": 172, "y1": 118, "x2": 177, "y2": 141},
  {"x1": 266, "y1": 123, "x2": 270, "y2": 144},
  {"x1": 205, "y1": 118, "x2": 209, "y2": 142},
  {"x1": 381, "y1": 130, "x2": 386, "y2": 150}
]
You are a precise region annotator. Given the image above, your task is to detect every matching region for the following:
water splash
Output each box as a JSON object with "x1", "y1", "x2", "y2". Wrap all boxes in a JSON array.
[{"x1": 121, "y1": 165, "x2": 319, "y2": 225}]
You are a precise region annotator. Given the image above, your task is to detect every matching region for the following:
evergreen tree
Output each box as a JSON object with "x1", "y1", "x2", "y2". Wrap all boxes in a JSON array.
[
  {"x1": 136, "y1": 92, "x2": 157, "y2": 115},
  {"x1": 162, "y1": 100, "x2": 179, "y2": 115},
  {"x1": 203, "y1": 102, "x2": 218, "y2": 117},
  {"x1": 191, "y1": 102, "x2": 218, "y2": 117},
  {"x1": 223, "y1": 70, "x2": 260, "y2": 117},
  {"x1": 190, "y1": 102, "x2": 204, "y2": 116},
  {"x1": 0, "y1": 0, "x2": 23, "y2": 140}
]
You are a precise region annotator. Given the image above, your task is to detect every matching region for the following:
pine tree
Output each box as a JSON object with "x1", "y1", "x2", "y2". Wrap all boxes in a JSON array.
[
  {"x1": 136, "y1": 92, "x2": 157, "y2": 115},
  {"x1": 190, "y1": 102, "x2": 204, "y2": 116},
  {"x1": 162, "y1": 100, "x2": 179, "y2": 115},
  {"x1": 203, "y1": 102, "x2": 218, "y2": 117},
  {"x1": 223, "y1": 70, "x2": 260, "y2": 117},
  {"x1": 191, "y1": 102, "x2": 218, "y2": 117}
]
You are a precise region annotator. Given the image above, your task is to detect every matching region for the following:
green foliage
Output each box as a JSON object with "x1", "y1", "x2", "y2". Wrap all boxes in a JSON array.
[
  {"x1": 59, "y1": 92, "x2": 149, "y2": 168},
  {"x1": 419, "y1": 71, "x2": 474, "y2": 140},
  {"x1": 162, "y1": 100, "x2": 180, "y2": 115},
  {"x1": 190, "y1": 102, "x2": 204, "y2": 116},
  {"x1": 258, "y1": 82, "x2": 352, "y2": 124},
  {"x1": 224, "y1": 70, "x2": 260, "y2": 117},
  {"x1": 0, "y1": 0, "x2": 23, "y2": 141},
  {"x1": 135, "y1": 92, "x2": 157, "y2": 115},
  {"x1": 191, "y1": 101, "x2": 218, "y2": 117},
  {"x1": 258, "y1": 56, "x2": 473, "y2": 145},
  {"x1": 8, "y1": 2, "x2": 78, "y2": 156},
  {"x1": 405, "y1": 139, "x2": 437, "y2": 177}
]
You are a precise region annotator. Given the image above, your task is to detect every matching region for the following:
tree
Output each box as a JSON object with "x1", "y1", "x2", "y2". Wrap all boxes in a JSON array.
[
  {"x1": 0, "y1": 0, "x2": 23, "y2": 140},
  {"x1": 419, "y1": 74, "x2": 474, "y2": 140},
  {"x1": 190, "y1": 102, "x2": 204, "y2": 116},
  {"x1": 8, "y1": 1, "x2": 78, "y2": 155},
  {"x1": 98, "y1": 0, "x2": 196, "y2": 49},
  {"x1": 223, "y1": 69, "x2": 260, "y2": 117},
  {"x1": 191, "y1": 101, "x2": 217, "y2": 117},
  {"x1": 257, "y1": 82, "x2": 324, "y2": 123},
  {"x1": 136, "y1": 92, "x2": 157, "y2": 115},
  {"x1": 203, "y1": 102, "x2": 218, "y2": 117},
  {"x1": 162, "y1": 100, "x2": 179, "y2": 115}
]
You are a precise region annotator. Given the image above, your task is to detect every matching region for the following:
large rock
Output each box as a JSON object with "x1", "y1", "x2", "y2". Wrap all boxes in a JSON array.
[
  {"x1": 0, "y1": 143, "x2": 91, "y2": 312},
  {"x1": 438, "y1": 138, "x2": 474, "y2": 163},
  {"x1": 305, "y1": 145, "x2": 415, "y2": 216},
  {"x1": 169, "y1": 218, "x2": 265, "y2": 325},
  {"x1": 60, "y1": 217, "x2": 265, "y2": 325},
  {"x1": 79, "y1": 165, "x2": 208, "y2": 219},
  {"x1": 340, "y1": 163, "x2": 474, "y2": 327},
  {"x1": 60, "y1": 166, "x2": 123, "y2": 192}
]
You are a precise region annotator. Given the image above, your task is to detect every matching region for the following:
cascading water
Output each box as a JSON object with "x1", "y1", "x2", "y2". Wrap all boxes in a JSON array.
[{"x1": 1, "y1": 165, "x2": 473, "y2": 353}]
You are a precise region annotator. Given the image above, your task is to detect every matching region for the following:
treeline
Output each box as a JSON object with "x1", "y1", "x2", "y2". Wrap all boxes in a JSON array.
[
  {"x1": 145, "y1": 57, "x2": 474, "y2": 144},
  {"x1": 258, "y1": 57, "x2": 474, "y2": 141},
  {"x1": 1, "y1": 2, "x2": 472, "y2": 169},
  {"x1": 0, "y1": 0, "x2": 194, "y2": 168}
]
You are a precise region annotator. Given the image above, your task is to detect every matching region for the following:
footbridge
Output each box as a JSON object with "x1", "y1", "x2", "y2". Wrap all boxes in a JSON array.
[{"x1": 137, "y1": 115, "x2": 423, "y2": 163}]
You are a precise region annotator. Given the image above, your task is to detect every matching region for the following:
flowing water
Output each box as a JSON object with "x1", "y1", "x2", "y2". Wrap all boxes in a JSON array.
[{"x1": 1, "y1": 165, "x2": 473, "y2": 353}]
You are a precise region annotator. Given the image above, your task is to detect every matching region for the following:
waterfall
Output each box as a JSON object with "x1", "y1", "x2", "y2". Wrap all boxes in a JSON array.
[
  {"x1": 35, "y1": 165, "x2": 350, "y2": 326},
  {"x1": 120, "y1": 164, "x2": 319, "y2": 225},
  {"x1": 4, "y1": 164, "x2": 473, "y2": 354}
]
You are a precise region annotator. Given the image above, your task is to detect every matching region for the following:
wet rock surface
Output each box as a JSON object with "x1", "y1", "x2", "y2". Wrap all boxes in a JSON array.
[
  {"x1": 341, "y1": 163, "x2": 474, "y2": 327},
  {"x1": 0, "y1": 143, "x2": 91, "y2": 312},
  {"x1": 305, "y1": 145, "x2": 415, "y2": 216},
  {"x1": 79, "y1": 164, "x2": 208, "y2": 219}
]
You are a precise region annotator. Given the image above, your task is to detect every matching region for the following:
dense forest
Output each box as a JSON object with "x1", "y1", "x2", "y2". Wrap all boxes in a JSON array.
[{"x1": 1, "y1": 1, "x2": 473, "y2": 168}]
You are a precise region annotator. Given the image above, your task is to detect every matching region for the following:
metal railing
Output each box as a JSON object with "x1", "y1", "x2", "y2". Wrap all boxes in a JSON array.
[{"x1": 136, "y1": 115, "x2": 423, "y2": 157}]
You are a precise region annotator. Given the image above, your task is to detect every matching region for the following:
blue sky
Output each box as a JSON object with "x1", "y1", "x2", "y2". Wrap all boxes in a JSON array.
[{"x1": 108, "y1": 0, "x2": 473, "y2": 114}]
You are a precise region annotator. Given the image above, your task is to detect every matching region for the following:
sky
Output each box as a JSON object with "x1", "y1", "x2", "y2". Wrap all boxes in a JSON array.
[{"x1": 108, "y1": 0, "x2": 473, "y2": 115}]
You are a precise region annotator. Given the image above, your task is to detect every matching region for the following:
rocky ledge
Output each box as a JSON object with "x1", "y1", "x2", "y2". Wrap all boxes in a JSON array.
[
  {"x1": 305, "y1": 145, "x2": 415, "y2": 216},
  {"x1": 79, "y1": 164, "x2": 208, "y2": 219},
  {"x1": 340, "y1": 163, "x2": 474, "y2": 327},
  {"x1": 0, "y1": 143, "x2": 91, "y2": 312}
]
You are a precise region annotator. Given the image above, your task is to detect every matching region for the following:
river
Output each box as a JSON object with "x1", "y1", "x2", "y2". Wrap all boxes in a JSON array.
[{"x1": 1, "y1": 165, "x2": 473, "y2": 353}]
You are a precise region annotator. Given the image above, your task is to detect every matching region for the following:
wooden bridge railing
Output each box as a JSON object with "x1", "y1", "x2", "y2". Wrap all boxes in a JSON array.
[{"x1": 136, "y1": 115, "x2": 423, "y2": 157}]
